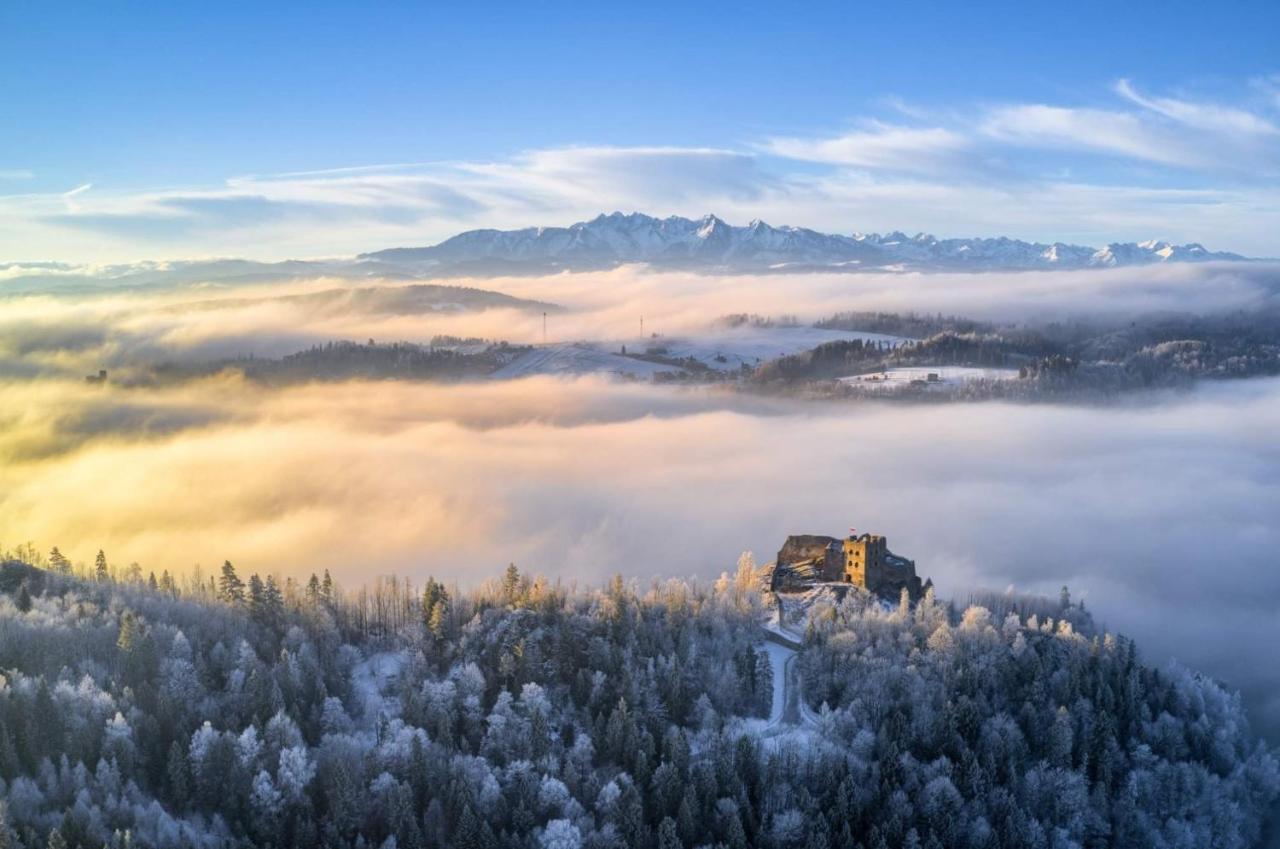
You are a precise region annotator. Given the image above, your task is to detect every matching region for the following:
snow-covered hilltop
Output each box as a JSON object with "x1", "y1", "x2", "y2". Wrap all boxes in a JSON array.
[
  {"x1": 850, "y1": 231, "x2": 1243, "y2": 269},
  {"x1": 359, "y1": 211, "x2": 1248, "y2": 273}
]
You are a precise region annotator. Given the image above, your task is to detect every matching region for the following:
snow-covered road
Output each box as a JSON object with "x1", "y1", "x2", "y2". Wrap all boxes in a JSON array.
[
  {"x1": 759, "y1": 603, "x2": 816, "y2": 732},
  {"x1": 759, "y1": 640, "x2": 797, "y2": 726}
]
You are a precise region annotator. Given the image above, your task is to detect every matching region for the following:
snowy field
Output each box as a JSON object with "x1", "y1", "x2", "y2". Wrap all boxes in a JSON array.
[
  {"x1": 651, "y1": 325, "x2": 908, "y2": 370},
  {"x1": 840, "y1": 365, "x2": 1021, "y2": 388},
  {"x1": 493, "y1": 326, "x2": 910, "y2": 379},
  {"x1": 490, "y1": 343, "x2": 679, "y2": 378}
]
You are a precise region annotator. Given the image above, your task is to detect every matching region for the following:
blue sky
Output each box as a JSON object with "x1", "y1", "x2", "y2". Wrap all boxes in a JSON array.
[{"x1": 3, "y1": 1, "x2": 1279, "y2": 261}]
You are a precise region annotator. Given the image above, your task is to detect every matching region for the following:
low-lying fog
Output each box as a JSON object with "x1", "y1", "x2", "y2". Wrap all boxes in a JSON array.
[
  {"x1": 2, "y1": 373, "x2": 1278, "y2": 739},
  {"x1": 5, "y1": 261, "x2": 1280, "y2": 376},
  {"x1": 3, "y1": 261, "x2": 1279, "y2": 740}
]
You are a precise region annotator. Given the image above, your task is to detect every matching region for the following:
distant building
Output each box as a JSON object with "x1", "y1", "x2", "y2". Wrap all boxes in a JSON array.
[
  {"x1": 85, "y1": 369, "x2": 108, "y2": 385},
  {"x1": 771, "y1": 530, "x2": 928, "y2": 598}
]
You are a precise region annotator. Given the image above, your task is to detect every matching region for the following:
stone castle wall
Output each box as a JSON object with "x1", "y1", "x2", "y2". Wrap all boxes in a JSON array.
[{"x1": 774, "y1": 532, "x2": 925, "y2": 599}]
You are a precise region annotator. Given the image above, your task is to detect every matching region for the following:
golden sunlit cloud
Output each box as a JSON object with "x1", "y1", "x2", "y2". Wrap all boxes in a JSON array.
[{"x1": 3, "y1": 263, "x2": 1280, "y2": 734}]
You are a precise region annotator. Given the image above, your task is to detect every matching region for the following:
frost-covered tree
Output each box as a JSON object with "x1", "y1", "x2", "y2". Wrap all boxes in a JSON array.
[{"x1": 0, "y1": 553, "x2": 1274, "y2": 849}]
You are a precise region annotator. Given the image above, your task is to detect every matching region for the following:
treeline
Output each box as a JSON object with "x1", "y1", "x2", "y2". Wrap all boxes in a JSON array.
[
  {"x1": 753, "y1": 308, "x2": 1280, "y2": 396},
  {"x1": 751, "y1": 338, "x2": 905, "y2": 383},
  {"x1": 142, "y1": 340, "x2": 532, "y2": 387},
  {"x1": 713, "y1": 315, "x2": 801, "y2": 330},
  {"x1": 814, "y1": 311, "x2": 997, "y2": 339},
  {"x1": 0, "y1": 546, "x2": 1276, "y2": 849},
  {"x1": 750, "y1": 329, "x2": 1059, "y2": 386}
]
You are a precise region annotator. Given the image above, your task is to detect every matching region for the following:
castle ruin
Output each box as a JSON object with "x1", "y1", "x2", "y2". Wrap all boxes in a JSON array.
[{"x1": 771, "y1": 530, "x2": 928, "y2": 598}]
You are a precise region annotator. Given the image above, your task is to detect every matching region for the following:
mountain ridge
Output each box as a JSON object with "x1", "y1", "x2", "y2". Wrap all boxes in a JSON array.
[{"x1": 358, "y1": 211, "x2": 1250, "y2": 273}]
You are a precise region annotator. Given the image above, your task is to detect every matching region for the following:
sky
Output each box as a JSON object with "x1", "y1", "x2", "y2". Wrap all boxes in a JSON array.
[{"x1": 3, "y1": 1, "x2": 1280, "y2": 262}]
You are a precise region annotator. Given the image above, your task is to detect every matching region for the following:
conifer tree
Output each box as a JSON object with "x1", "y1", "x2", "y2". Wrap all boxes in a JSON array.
[
  {"x1": 658, "y1": 817, "x2": 683, "y2": 849},
  {"x1": 247, "y1": 574, "x2": 265, "y2": 620},
  {"x1": 117, "y1": 612, "x2": 140, "y2": 653},
  {"x1": 218, "y1": 560, "x2": 245, "y2": 604},
  {"x1": 503, "y1": 563, "x2": 522, "y2": 605},
  {"x1": 422, "y1": 577, "x2": 451, "y2": 643},
  {"x1": 94, "y1": 550, "x2": 109, "y2": 582},
  {"x1": 262, "y1": 575, "x2": 284, "y2": 626},
  {"x1": 166, "y1": 741, "x2": 190, "y2": 807},
  {"x1": 305, "y1": 574, "x2": 321, "y2": 606},
  {"x1": 47, "y1": 547, "x2": 71, "y2": 575}
]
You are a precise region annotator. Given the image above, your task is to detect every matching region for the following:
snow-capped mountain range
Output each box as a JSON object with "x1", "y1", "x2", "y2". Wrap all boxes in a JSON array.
[{"x1": 359, "y1": 212, "x2": 1248, "y2": 273}]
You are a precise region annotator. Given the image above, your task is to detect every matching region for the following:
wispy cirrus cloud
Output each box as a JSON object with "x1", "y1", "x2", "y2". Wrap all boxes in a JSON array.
[
  {"x1": 761, "y1": 123, "x2": 973, "y2": 174},
  {"x1": 770, "y1": 78, "x2": 1280, "y2": 180},
  {"x1": 1114, "y1": 78, "x2": 1279, "y2": 136},
  {"x1": 979, "y1": 84, "x2": 1280, "y2": 175},
  {"x1": 1, "y1": 77, "x2": 1277, "y2": 263},
  {"x1": 978, "y1": 104, "x2": 1205, "y2": 168}
]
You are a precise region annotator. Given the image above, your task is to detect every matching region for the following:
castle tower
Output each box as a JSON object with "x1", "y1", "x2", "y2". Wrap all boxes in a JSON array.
[{"x1": 843, "y1": 533, "x2": 887, "y2": 587}]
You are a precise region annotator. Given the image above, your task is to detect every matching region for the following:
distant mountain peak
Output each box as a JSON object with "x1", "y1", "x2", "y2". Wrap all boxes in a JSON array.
[{"x1": 358, "y1": 214, "x2": 1249, "y2": 273}]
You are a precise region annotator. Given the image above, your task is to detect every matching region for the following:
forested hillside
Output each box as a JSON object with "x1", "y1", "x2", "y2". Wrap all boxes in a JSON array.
[
  {"x1": 759, "y1": 309, "x2": 1280, "y2": 396},
  {"x1": 139, "y1": 340, "x2": 531, "y2": 387},
  {"x1": 0, "y1": 550, "x2": 1275, "y2": 849}
]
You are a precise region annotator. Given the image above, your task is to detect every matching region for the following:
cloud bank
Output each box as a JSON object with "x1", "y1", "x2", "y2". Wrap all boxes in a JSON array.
[
  {"x1": 5, "y1": 261, "x2": 1280, "y2": 382},
  {"x1": 2, "y1": 373, "x2": 1278, "y2": 740}
]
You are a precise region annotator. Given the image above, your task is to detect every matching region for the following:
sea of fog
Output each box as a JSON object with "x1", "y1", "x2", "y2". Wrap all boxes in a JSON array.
[
  {"x1": 2, "y1": 372, "x2": 1278, "y2": 741},
  {"x1": 3, "y1": 261, "x2": 1280, "y2": 742}
]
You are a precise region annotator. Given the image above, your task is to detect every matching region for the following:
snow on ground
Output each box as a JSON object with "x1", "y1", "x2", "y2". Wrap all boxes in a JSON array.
[
  {"x1": 763, "y1": 606, "x2": 804, "y2": 647},
  {"x1": 492, "y1": 326, "x2": 911, "y2": 379},
  {"x1": 759, "y1": 640, "x2": 796, "y2": 726},
  {"x1": 350, "y1": 651, "x2": 408, "y2": 726},
  {"x1": 737, "y1": 601, "x2": 829, "y2": 743},
  {"x1": 840, "y1": 365, "x2": 1020, "y2": 388},
  {"x1": 491, "y1": 343, "x2": 679, "y2": 378},
  {"x1": 649, "y1": 326, "x2": 909, "y2": 370}
]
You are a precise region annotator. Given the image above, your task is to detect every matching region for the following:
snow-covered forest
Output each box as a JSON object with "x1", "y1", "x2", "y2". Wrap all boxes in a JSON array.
[{"x1": 0, "y1": 549, "x2": 1276, "y2": 849}]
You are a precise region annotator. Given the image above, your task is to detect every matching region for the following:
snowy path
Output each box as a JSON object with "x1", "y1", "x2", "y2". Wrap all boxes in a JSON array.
[
  {"x1": 759, "y1": 640, "x2": 797, "y2": 726},
  {"x1": 759, "y1": 602, "x2": 817, "y2": 732}
]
